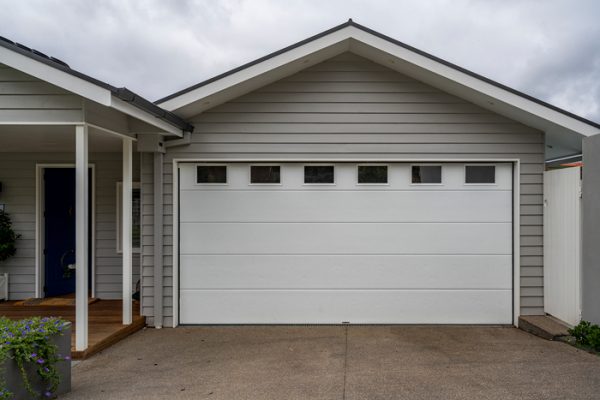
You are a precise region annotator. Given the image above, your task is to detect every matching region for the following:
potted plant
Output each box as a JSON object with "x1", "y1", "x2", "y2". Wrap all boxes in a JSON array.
[
  {"x1": 0, "y1": 210, "x2": 20, "y2": 262},
  {"x1": 0, "y1": 317, "x2": 71, "y2": 399}
]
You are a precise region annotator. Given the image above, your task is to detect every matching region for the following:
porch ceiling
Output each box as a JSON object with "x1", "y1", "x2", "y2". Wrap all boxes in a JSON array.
[{"x1": 0, "y1": 125, "x2": 126, "y2": 152}]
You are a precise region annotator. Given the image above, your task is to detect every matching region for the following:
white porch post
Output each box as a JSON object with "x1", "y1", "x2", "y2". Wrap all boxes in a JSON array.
[
  {"x1": 122, "y1": 138, "x2": 133, "y2": 325},
  {"x1": 75, "y1": 125, "x2": 89, "y2": 351}
]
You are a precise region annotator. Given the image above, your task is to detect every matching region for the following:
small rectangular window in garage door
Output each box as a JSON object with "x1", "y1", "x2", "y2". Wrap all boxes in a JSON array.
[
  {"x1": 411, "y1": 165, "x2": 442, "y2": 184},
  {"x1": 250, "y1": 165, "x2": 281, "y2": 184},
  {"x1": 304, "y1": 165, "x2": 335, "y2": 184},
  {"x1": 197, "y1": 165, "x2": 227, "y2": 184},
  {"x1": 465, "y1": 165, "x2": 496, "y2": 184},
  {"x1": 358, "y1": 165, "x2": 388, "y2": 184}
]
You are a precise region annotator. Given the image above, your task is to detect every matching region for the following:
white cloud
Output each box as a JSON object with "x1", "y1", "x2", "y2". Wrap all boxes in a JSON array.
[{"x1": 0, "y1": 0, "x2": 598, "y2": 122}]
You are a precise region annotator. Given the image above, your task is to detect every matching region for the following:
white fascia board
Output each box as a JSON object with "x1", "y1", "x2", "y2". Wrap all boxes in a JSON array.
[
  {"x1": 347, "y1": 27, "x2": 599, "y2": 137},
  {"x1": 159, "y1": 28, "x2": 353, "y2": 112},
  {"x1": 0, "y1": 46, "x2": 112, "y2": 106},
  {"x1": 159, "y1": 23, "x2": 598, "y2": 136},
  {"x1": 110, "y1": 96, "x2": 182, "y2": 137}
]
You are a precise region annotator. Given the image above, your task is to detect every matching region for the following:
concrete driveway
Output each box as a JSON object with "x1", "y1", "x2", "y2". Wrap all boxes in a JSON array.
[{"x1": 64, "y1": 326, "x2": 600, "y2": 400}]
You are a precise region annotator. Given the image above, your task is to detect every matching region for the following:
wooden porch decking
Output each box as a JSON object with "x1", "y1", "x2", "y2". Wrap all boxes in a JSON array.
[{"x1": 0, "y1": 300, "x2": 145, "y2": 359}]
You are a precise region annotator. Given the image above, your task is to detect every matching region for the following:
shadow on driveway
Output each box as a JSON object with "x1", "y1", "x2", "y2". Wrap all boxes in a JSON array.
[{"x1": 64, "y1": 326, "x2": 600, "y2": 399}]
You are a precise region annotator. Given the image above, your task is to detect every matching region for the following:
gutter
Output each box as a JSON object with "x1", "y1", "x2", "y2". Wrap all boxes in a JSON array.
[
  {"x1": 545, "y1": 153, "x2": 583, "y2": 164},
  {"x1": 115, "y1": 88, "x2": 194, "y2": 132}
]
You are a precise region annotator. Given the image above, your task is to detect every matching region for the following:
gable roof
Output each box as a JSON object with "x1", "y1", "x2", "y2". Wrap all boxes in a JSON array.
[
  {"x1": 156, "y1": 20, "x2": 599, "y2": 144},
  {"x1": 0, "y1": 35, "x2": 193, "y2": 134}
]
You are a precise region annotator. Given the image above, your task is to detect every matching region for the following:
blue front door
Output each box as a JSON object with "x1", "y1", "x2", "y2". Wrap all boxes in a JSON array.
[{"x1": 44, "y1": 168, "x2": 91, "y2": 297}]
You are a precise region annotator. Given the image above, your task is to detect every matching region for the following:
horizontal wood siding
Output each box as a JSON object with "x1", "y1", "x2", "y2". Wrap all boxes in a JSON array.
[
  {"x1": 0, "y1": 64, "x2": 83, "y2": 123},
  {"x1": 0, "y1": 151, "x2": 140, "y2": 299},
  {"x1": 145, "y1": 53, "x2": 545, "y2": 325}
]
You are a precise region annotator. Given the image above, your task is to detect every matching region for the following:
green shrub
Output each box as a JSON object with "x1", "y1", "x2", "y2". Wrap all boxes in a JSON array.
[
  {"x1": 569, "y1": 320, "x2": 593, "y2": 343},
  {"x1": 569, "y1": 320, "x2": 600, "y2": 352},
  {"x1": 588, "y1": 326, "x2": 600, "y2": 352},
  {"x1": 0, "y1": 210, "x2": 20, "y2": 262}
]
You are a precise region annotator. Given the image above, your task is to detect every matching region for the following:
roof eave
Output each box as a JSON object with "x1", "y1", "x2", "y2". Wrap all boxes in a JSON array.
[
  {"x1": 0, "y1": 38, "x2": 191, "y2": 133},
  {"x1": 156, "y1": 20, "x2": 600, "y2": 137}
]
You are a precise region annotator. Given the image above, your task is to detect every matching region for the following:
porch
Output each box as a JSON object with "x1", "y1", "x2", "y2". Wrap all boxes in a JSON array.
[
  {"x1": 0, "y1": 299, "x2": 145, "y2": 359},
  {"x1": 0, "y1": 45, "x2": 189, "y2": 354}
]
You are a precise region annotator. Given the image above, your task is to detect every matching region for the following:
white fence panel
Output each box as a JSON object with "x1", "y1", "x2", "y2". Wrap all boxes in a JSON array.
[{"x1": 543, "y1": 166, "x2": 582, "y2": 326}]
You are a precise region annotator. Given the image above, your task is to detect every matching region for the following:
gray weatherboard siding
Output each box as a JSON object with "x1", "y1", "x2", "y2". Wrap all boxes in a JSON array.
[
  {"x1": 0, "y1": 63, "x2": 83, "y2": 123},
  {"x1": 141, "y1": 53, "x2": 544, "y2": 326},
  {"x1": 0, "y1": 152, "x2": 140, "y2": 300}
]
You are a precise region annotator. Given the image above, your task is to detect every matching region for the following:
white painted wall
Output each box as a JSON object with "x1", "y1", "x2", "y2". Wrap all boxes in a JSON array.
[{"x1": 543, "y1": 166, "x2": 582, "y2": 326}]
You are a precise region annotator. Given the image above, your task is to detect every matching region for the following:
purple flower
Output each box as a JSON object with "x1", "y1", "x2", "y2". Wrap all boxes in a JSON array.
[
  {"x1": 44, "y1": 391, "x2": 53, "y2": 397},
  {"x1": 64, "y1": 356, "x2": 71, "y2": 361},
  {"x1": 31, "y1": 353, "x2": 37, "y2": 358},
  {"x1": 37, "y1": 358, "x2": 45, "y2": 364}
]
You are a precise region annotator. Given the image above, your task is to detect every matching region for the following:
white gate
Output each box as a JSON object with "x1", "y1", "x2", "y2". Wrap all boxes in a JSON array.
[{"x1": 543, "y1": 166, "x2": 582, "y2": 326}]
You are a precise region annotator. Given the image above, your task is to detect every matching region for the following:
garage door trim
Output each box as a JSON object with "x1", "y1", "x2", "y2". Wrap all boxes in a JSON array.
[{"x1": 171, "y1": 158, "x2": 520, "y2": 327}]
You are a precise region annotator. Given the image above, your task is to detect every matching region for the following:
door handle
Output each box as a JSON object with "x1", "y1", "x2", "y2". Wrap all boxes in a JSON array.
[{"x1": 60, "y1": 249, "x2": 76, "y2": 278}]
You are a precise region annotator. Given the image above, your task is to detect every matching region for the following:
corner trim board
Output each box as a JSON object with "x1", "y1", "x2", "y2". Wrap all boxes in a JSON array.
[{"x1": 153, "y1": 152, "x2": 164, "y2": 328}]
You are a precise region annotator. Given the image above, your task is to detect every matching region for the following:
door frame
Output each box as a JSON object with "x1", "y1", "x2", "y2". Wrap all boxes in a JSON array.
[
  {"x1": 171, "y1": 158, "x2": 521, "y2": 328},
  {"x1": 35, "y1": 164, "x2": 96, "y2": 298}
]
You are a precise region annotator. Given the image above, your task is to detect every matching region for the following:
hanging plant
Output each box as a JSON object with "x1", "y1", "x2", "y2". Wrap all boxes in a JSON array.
[{"x1": 0, "y1": 210, "x2": 20, "y2": 262}]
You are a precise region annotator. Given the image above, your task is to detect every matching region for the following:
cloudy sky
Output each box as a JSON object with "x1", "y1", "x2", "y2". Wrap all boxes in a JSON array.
[{"x1": 0, "y1": 0, "x2": 598, "y2": 122}]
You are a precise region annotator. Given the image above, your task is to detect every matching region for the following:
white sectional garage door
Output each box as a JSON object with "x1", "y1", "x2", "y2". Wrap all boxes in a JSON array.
[{"x1": 178, "y1": 162, "x2": 513, "y2": 324}]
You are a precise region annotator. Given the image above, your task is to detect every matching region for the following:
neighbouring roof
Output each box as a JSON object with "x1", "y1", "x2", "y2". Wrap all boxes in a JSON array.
[
  {"x1": 156, "y1": 19, "x2": 599, "y2": 159},
  {"x1": 0, "y1": 35, "x2": 193, "y2": 132}
]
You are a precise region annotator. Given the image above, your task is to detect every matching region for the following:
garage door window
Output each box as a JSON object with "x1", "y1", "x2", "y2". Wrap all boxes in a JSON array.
[
  {"x1": 411, "y1": 165, "x2": 442, "y2": 184},
  {"x1": 197, "y1": 165, "x2": 227, "y2": 184},
  {"x1": 465, "y1": 165, "x2": 496, "y2": 184},
  {"x1": 304, "y1": 165, "x2": 334, "y2": 184},
  {"x1": 358, "y1": 165, "x2": 388, "y2": 184},
  {"x1": 250, "y1": 165, "x2": 281, "y2": 184}
]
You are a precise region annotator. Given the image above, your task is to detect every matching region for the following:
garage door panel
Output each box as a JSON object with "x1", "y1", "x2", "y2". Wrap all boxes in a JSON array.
[
  {"x1": 178, "y1": 161, "x2": 513, "y2": 325},
  {"x1": 178, "y1": 162, "x2": 513, "y2": 191},
  {"x1": 180, "y1": 222, "x2": 512, "y2": 255},
  {"x1": 180, "y1": 254, "x2": 512, "y2": 289},
  {"x1": 179, "y1": 289, "x2": 513, "y2": 324},
  {"x1": 180, "y1": 190, "x2": 512, "y2": 223}
]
